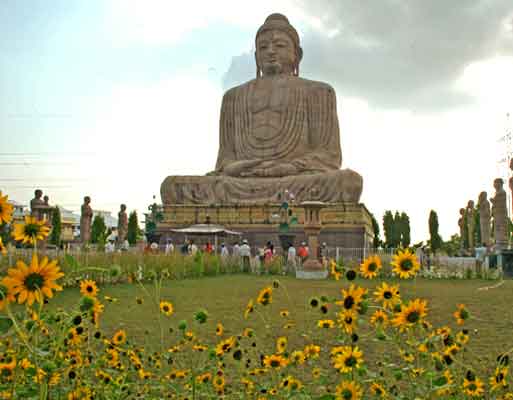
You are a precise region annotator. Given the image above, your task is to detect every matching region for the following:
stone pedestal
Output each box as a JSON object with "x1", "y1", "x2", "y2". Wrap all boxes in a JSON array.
[{"x1": 156, "y1": 202, "x2": 374, "y2": 252}]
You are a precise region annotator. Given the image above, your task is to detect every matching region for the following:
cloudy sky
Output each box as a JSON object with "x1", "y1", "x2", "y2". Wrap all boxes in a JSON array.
[{"x1": 1, "y1": 0, "x2": 513, "y2": 243}]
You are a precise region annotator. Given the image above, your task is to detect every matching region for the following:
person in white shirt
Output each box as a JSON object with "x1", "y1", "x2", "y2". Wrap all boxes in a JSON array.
[
  {"x1": 287, "y1": 245, "x2": 297, "y2": 272},
  {"x1": 188, "y1": 240, "x2": 198, "y2": 256},
  {"x1": 220, "y1": 243, "x2": 229, "y2": 258},
  {"x1": 239, "y1": 240, "x2": 251, "y2": 272},
  {"x1": 165, "y1": 241, "x2": 174, "y2": 255},
  {"x1": 105, "y1": 241, "x2": 115, "y2": 253}
]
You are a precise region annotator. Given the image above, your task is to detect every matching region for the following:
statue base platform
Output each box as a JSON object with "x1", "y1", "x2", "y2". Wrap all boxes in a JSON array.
[{"x1": 156, "y1": 202, "x2": 373, "y2": 250}]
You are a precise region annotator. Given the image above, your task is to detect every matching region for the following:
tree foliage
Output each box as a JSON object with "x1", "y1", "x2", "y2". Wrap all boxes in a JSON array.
[
  {"x1": 400, "y1": 212, "x2": 411, "y2": 248},
  {"x1": 127, "y1": 211, "x2": 140, "y2": 246},
  {"x1": 428, "y1": 210, "x2": 443, "y2": 253},
  {"x1": 370, "y1": 213, "x2": 381, "y2": 248},
  {"x1": 383, "y1": 211, "x2": 395, "y2": 248},
  {"x1": 91, "y1": 215, "x2": 107, "y2": 245},
  {"x1": 49, "y1": 207, "x2": 62, "y2": 247}
]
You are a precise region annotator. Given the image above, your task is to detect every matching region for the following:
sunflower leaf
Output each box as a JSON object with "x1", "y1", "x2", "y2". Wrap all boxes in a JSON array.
[{"x1": 0, "y1": 317, "x2": 13, "y2": 333}]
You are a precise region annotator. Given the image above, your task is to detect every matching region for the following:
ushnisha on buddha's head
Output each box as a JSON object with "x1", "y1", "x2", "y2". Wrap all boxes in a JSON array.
[{"x1": 255, "y1": 13, "x2": 303, "y2": 78}]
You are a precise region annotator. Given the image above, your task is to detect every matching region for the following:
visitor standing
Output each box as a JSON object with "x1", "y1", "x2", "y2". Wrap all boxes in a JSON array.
[
  {"x1": 188, "y1": 240, "x2": 198, "y2": 256},
  {"x1": 165, "y1": 241, "x2": 174, "y2": 255},
  {"x1": 298, "y1": 242, "x2": 309, "y2": 265},
  {"x1": 287, "y1": 245, "x2": 297, "y2": 273},
  {"x1": 240, "y1": 239, "x2": 251, "y2": 273},
  {"x1": 220, "y1": 243, "x2": 229, "y2": 258}
]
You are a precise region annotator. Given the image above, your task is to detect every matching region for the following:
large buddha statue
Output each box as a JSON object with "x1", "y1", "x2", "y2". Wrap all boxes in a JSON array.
[{"x1": 161, "y1": 13, "x2": 363, "y2": 204}]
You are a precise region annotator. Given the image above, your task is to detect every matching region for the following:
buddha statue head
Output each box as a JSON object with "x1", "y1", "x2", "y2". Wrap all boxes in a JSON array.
[{"x1": 255, "y1": 13, "x2": 303, "y2": 78}]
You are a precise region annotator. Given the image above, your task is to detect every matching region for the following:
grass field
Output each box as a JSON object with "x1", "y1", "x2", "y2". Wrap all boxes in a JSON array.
[{"x1": 49, "y1": 275, "x2": 513, "y2": 374}]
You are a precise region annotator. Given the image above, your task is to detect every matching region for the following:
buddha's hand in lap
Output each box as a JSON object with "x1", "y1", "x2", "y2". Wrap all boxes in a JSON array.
[
  {"x1": 240, "y1": 161, "x2": 298, "y2": 177},
  {"x1": 221, "y1": 160, "x2": 263, "y2": 177}
]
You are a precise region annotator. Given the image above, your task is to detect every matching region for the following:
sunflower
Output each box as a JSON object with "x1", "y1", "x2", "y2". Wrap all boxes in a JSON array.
[
  {"x1": 215, "y1": 336, "x2": 236, "y2": 356},
  {"x1": 330, "y1": 259, "x2": 343, "y2": 281},
  {"x1": 392, "y1": 298, "x2": 428, "y2": 331},
  {"x1": 244, "y1": 299, "x2": 255, "y2": 319},
  {"x1": 212, "y1": 375, "x2": 226, "y2": 391},
  {"x1": 12, "y1": 215, "x2": 50, "y2": 245},
  {"x1": 263, "y1": 354, "x2": 289, "y2": 369},
  {"x1": 370, "y1": 310, "x2": 388, "y2": 327},
  {"x1": 318, "y1": 319, "x2": 335, "y2": 329},
  {"x1": 337, "y1": 309, "x2": 359, "y2": 334},
  {"x1": 359, "y1": 255, "x2": 382, "y2": 279},
  {"x1": 0, "y1": 237, "x2": 6, "y2": 256},
  {"x1": 490, "y1": 367, "x2": 509, "y2": 391},
  {"x1": 112, "y1": 330, "x2": 127, "y2": 345},
  {"x1": 79, "y1": 280, "x2": 98, "y2": 297},
  {"x1": 335, "y1": 380, "x2": 362, "y2": 400},
  {"x1": 332, "y1": 346, "x2": 364, "y2": 373},
  {"x1": 196, "y1": 372, "x2": 212, "y2": 384},
  {"x1": 2, "y1": 254, "x2": 63, "y2": 306},
  {"x1": 391, "y1": 249, "x2": 420, "y2": 279},
  {"x1": 159, "y1": 301, "x2": 174, "y2": 316},
  {"x1": 212, "y1": 322, "x2": 222, "y2": 337},
  {"x1": 453, "y1": 304, "x2": 470, "y2": 325},
  {"x1": 280, "y1": 310, "x2": 290, "y2": 318},
  {"x1": 370, "y1": 382, "x2": 387, "y2": 397},
  {"x1": 276, "y1": 336, "x2": 287, "y2": 354},
  {"x1": 339, "y1": 284, "x2": 367, "y2": 311},
  {"x1": 256, "y1": 287, "x2": 272, "y2": 306},
  {"x1": 0, "y1": 192, "x2": 14, "y2": 225},
  {"x1": 463, "y1": 377, "x2": 485, "y2": 397},
  {"x1": 304, "y1": 344, "x2": 321, "y2": 359},
  {"x1": 290, "y1": 350, "x2": 306, "y2": 365},
  {"x1": 373, "y1": 282, "x2": 401, "y2": 309}
]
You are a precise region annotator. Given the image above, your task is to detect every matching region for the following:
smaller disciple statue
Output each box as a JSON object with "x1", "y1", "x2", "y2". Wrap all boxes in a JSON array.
[
  {"x1": 458, "y1": 208, "x2": 465, "y2": 250},
  {"x1": 478, "y1": 191, "x2": 491, "y2": 247},
  {"x1": 30, "y1": 189, "x2": 46, "y2": 220},
  {"x1": 466, "y1": 200, "x2": 475, "y2": 250},
  {"x1": 491, "y1": 178, "x2": 508, "y2": 250},
  {"x1": 80, "y1": 196, "x2": 93, "y2": 245},
  {"x1": 117, "y1": 204, "x2": 128, "y2": 246}
]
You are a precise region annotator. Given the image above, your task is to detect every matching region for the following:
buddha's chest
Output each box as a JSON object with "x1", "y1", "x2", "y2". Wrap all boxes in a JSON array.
[{"x1": 248, "y1": 84, "x2": 299, "y2": 140}]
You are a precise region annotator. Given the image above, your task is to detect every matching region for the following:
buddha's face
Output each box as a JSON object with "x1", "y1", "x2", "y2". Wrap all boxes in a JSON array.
[
  {"x1": 494, "y1": 179, "x2": 503, "y2": 191},
  {"x1": 256, "y1": 30, "x2": 297, "y2": 76}
]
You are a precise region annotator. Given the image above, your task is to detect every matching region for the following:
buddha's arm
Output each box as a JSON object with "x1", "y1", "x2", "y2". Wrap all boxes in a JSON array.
[{"x1": 292, "y1": 84, "x2": 342, "y2": 173}]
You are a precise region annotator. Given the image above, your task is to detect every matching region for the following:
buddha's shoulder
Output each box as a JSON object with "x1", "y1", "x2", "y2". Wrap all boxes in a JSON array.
[{"x1": 223, "y1": 77, "x2": 336, "y2": 98}]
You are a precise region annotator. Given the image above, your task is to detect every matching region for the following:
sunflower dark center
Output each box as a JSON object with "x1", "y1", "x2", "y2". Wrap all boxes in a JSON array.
[
  {"x1": 468, "y1": 383, "x2": 477, "y2": 391},
  {"x1": 406, "y1": 311, "x2": 420, "y2": 323},
  {"x1": 25, "y1": 273, "x2": 44, "y2": 291},
  {"x1": 86, "y1": 286, "x2": 93, "y2": 293},
  {"x1": 344, "y1": 356, "x2": 357, "y2": 367},
  {"x1": 368, "y1": 263, "x2": 377, "y2": 272},
  {"x1": 345, "y1": 316, "x2": 353, "y2": 324},
  {"x1": 496, "y1": 373, "x2": 504, "y2": 382},
  {"x1": 384, "y1": 291, "x2": 393, "y2": 299},
  {"x1": 24, "y1": 224, "x2": 40, "y2": 237},
  {"x1": 270, "y1": 359, "x2": 280, "y2": 367},
  {"x1": 341, "y1": 389, "x2": 353, "y2": 400},
  {"x1": 344, "y1": 296, "x2": 355, "y2": 309},
  {"x1": 400, "y1": 260, "x2": 413, "y2": 271}
]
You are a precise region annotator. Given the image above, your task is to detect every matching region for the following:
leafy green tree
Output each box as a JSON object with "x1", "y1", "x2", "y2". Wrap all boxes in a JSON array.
[
  {"x1": 428, "y1": 210, "x2": 443, "y2": 253},
  {"x1": 400, "y1": 212, "x2": 411, "y2": 248},
  {"x1": 383, "y1": 211, "x2": 394, "y2": 248},
  {"x1": 442, "y1": 234, "x2": 460, "y2": 256},
  {"x1": 370, "y1": 213, "x2": 381, "y2": 248},
  {"x1": 392, "y1": 211, "x2": 402, "y2": 248},
  {"x1": 127, "y1": 211, "x2": 140, "y2": 246},
  {"x1": 91, "y1": 215, "x2": 107, "y2": 244},
  {"x1": 49, "y1": 206, "x2": 62, "y2": 247}
]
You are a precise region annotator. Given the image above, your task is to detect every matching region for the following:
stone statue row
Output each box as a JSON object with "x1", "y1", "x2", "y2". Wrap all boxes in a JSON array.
[
  {"x1": 79, "y1": 197, "x2": 128, "y2": 246},
  {"x1": 459, "y1": 177, "x2": 509, "y2": 252}
]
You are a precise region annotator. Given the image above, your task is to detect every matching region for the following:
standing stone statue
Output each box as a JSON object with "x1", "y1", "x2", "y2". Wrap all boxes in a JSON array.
[
  {"x1": 458, "y1": 208, "x2": 465, "y2": 250},
  {"x1": 80, "y1": 196, "x2": 93, "y2": 244},
  {"x1": 466, "y1": 200, "x2": 475, "y2": 250},
  {"x1": 117, "y1": 204, "x2": 128, "y2": 245},
  {"x1": 30, "y1": 189, "x2": 46, "y2": 220},
  {"x1": 478, "y1": 191, "x2": 491, "y2": 247},
  {"x1": 161, "y1": 13, "x2": 363, "y2": 205},
  {"x1": 491, "y1": 178, "x2": 508, "y2": 250}
]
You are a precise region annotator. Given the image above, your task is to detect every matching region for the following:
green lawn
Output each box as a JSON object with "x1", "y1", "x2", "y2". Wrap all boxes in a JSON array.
[{"x1": 50, "y1": 275, "x2": 513, "y2": 374}]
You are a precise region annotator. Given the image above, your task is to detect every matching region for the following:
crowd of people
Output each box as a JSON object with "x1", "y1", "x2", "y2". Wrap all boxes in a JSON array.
[{"x1": 148, "y1": 238, "x2": 331, "y2": 275}]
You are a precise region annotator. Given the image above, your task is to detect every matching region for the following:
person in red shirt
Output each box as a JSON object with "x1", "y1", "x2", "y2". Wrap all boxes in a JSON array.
[{"x1": 297, "y1": 242, "x2": 309, "y2": 265}]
